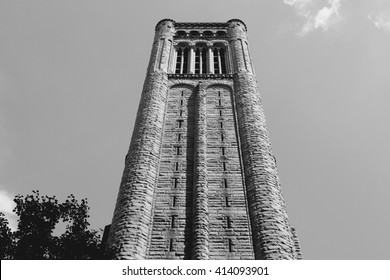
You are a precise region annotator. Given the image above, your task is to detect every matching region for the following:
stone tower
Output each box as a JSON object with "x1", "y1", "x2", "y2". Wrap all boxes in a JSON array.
[{"x1": 107, "y1": 19, "x2": 302, "y2": 260}]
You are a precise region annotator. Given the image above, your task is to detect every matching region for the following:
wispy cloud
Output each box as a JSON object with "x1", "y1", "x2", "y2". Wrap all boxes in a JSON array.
[
  {"x1": 0, "y1": 189, "x2": 18, "y2": 231},
  {"x1": 284, "y1": 0, "x2": 343, "y2": 36},
  {"x1": 368, "y1": 12, "x2": 390, "y2": 32}
]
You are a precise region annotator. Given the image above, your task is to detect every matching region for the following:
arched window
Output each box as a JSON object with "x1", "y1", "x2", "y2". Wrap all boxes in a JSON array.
[
  {"x1": 213, "y1": 47, "x2": 227, "y2": 74},
  {"x1": 216, "y1": 31, "x2": 227, "y2": 37},
  {"x1": 176, "y1": 30, "x2": 187, "y2": 37},
  {"x1": 194, "y1": 47, "x2": 207, "y2": 74},
  {"x1": 175, "y1": 48, "x2": 182, "y2": 74},
  {"x1": 203, "y1": 31, "x2": 213, "y2": 37},
  {"x1": 189, "y1": 31, "x2": 199, "y2": 37},
  {"x1": 175, "y1": 47, "x2": 189, "y2": 74},
  {"x1": 175, "y1": 44, "x2": 229, "y2": 75}
]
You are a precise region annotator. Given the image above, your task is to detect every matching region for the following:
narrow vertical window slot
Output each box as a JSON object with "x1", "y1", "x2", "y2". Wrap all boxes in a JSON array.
[
  {"x1": 177, "y1": 120, "x2": 183, "y2": 128},
  {"x1": 219, "y1": 110, "x2": 222, "y2": 117},
  {"x1": 228, "y1": 239, "x2": 233, "y2": 252},
  {"x1": 221, "y1": 147, "x2": 225, "y2": 156},
  {"x1": 223, "y1": 162, "x2": 227, "y2": 171},
  {"x1": 179, "y1": 110, "x2": 183, "y2": 116},
  {"x1": 224, "y1": 178, "x2": 228, "y2": 188},
  {"x1": 181, "y1": 90, "x2": 184, "y2": 97},
  {"x1": 218, "y1": 99, "x2": 222, "y2": 106},
  {"x1": 174, "y1": 178, "x2": 179, "y2": 188},
  {"x1": 227, "y1": 217, "x2": 231, "y2": 228},
  {"x1": 177, "y1": 134, "x2": 181, "y2": 141},
  {"x1": 218, "y1": 91, "x2": 221, "y2": 97},
  {"x1": 221, "y1": 133, "x2": 224, "y2": 142},
  {"x1": 225, "y1": 196, "x2": 230, "y2": 207},
  {"x1": 172, "y1": 196, "x2": 176, "y2": 207},
  {"x1": 171, "y1": 215, "x2": 176, "y2": 228},
  {"x1": 220, "y1": 122, "x2": 223, "y2": 129},
  {"x1": 175, "y1": 162, "x2": 179, "y2": 171},
  {"x1": 176, "y1": 146, "x2": 181, "y2": 155},
  {"x1": 180, "y1": 99, "x2": 184, "y2": 106},
  {"x1": 169, "y1": 239, "x2": 174, "y2": 252}
]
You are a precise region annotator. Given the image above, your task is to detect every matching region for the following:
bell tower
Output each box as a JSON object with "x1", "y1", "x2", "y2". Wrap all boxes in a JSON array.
[{"x1": 107, "y1": 19, "x2": 302, "y2": 260}]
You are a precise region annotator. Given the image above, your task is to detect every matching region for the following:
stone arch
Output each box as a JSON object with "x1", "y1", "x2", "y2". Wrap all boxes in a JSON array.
[
  {"x1": 189, "y1": 30, "x2": 200, "y2": 37},
  {"x1": 170, "y1": 83, "x2": 197, "y2": 91},
  {"x1": 175, "y1": 41, "x2": 191, "y2": 48},
  {"x1": 202, "y1": 30, "x2": 214, "y2": 37},
  {"x1": 206, "y1": 83, "x2": 233, "y2": 93},
  {"x1": 216, "y1": 30, "x2": 227, "y2": 37},
  {"x1": 176, "y1": 30, "x2": 187, "y2": 37}
]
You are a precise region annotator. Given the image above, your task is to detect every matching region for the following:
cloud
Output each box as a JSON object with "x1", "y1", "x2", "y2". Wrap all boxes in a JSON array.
[
  {"x1": 284, "y1": 0, "x2": 342, "y2": 36},
  {"x1": 0, "y1": 189, "x2": 18, "y2": 231},
  {"x1": 368, "y1": 12, "x2": 390, "y2": 32}
]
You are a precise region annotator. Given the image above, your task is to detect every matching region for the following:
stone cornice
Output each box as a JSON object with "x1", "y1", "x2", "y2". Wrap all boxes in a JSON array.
[
  {"x1": 175, "y1": 22, "x2": 228, "y2": 30},
  {"x1": 168, "y1": 73, "x2": 233, "y2": 79}
]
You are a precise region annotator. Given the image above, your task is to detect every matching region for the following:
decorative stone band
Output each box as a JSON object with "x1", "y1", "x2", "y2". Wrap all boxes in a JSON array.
[
  {"x1": 168, "y1": 74, "x2": 233, "y2": 79},
  {"x1": 175, "y1": 22, "x2": 228, "y2": 30}
]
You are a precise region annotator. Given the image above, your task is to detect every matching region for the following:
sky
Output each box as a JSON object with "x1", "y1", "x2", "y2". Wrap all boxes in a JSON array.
[{"x1": 1, "y1": 0, "x2": 390, "y2": 260}]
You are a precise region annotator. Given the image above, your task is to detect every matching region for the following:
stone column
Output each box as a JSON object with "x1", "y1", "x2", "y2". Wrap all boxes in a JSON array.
[
  {"x1": 191, "y1": 82, "x2": 209, "y2": 259},
  {"x1": 189, "y1": 45, "x2": 195, "y2": 74},
  {"x1": 207, "y1": 45, "x2": 214, "y2": 74},
  {"x1": 180, "y1": 47, "x2": 184, "y2": 74},
  {"x1": 227, "y1": 19, "x2": 296, "y2": 259},
  {"x1": 199, "y1": 48, "x2": 203, "y2": 74},
  {"x1": 217, "y1": 48, "x2": 222, "y2": 74},
  {"x1": 107, "y1": 19, "x2": 175, "y2": 259}
]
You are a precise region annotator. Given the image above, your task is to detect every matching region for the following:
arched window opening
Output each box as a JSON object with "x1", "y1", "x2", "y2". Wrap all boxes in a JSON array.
[
  {"x1": 213, "y1": 48, "x2": 220, "y2": 74},
  {"x1": 203, "y1": 31, "x2": 213, "y2": 37},
  {"x1": 216, "y1": 31, "x2": 227, "y2": 37},
  {"x1": 175, "y1": 48, "x2": 182, "y2": 74},
  {"x1": 201, "y1": 48, "x2": 207, "y2": 74},
  {"x1": 176, "y1": 30, "x2": 187, "y2": 37},
  {"x1": 182, "y1": 48, "x2": 189, "y2": 74},
  {"x1": 195, "y1": 48, "x2": 200, "y2": 74},
  {"x1": 220, "y1": 48, "x2": 227, "y2": 74},
  {"x1": 175, "y1": 47, "x2": 189, "y2": 74},
  {"x1": 189, "y1": 31, "x2": 199, "y2": 37},
  {"x1": 194, "y1": 46, "x2": 208, "y2": 74},
  {"x1": 213, "y1": 47, "x2": 227, "y2": 74},
  {"x1": 176, "y1": 44, "x2": 229, "y2": 75}
]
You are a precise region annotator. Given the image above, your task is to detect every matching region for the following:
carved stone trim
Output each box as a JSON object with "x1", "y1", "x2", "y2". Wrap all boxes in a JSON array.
[{"x1": 168, "y1": 74, "x2": 233, "y2": 79}]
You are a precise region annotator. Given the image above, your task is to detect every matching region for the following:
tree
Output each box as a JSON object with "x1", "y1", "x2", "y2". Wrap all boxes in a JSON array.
[
  {"x1": 0, "y1": 212, "x2": 15, "y2": 259},
  {"x1": 0, "y1": 190, "x2": 105, "y2": 259}
]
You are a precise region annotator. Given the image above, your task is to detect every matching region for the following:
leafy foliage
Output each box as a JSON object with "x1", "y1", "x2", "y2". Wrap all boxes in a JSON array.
[
  {"x1": 0, "y1": 190, "x2": 108, "y2": 259},
  {"x1": 0, "y1": 212, "x2": 15, "y2": 259}
]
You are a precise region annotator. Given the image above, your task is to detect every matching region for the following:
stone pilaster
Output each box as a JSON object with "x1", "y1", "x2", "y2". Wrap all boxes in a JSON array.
[
  {"x1": 191, "y1": 82, "x2": 209, "y2": 259},
  {"x1": 107, "y1": 19, "x2": 175, "y2": 259},
  {"x1": 228, "y1": 19, "x2": 296, "y2": 259}
]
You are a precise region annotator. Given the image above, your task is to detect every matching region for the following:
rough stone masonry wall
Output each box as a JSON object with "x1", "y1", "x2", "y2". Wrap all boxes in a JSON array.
[
  {"x1": 147, "y1": 84, "x2": 195, "y2": 259},
  {"x1": 205, "y1": 84, "x2": 254, "y2": 260},
  {"x1": 107, "y1": 19, "x2": 175, "y2": 259},
  {"x1": 228, "y1": 19, "x2": 297, "y2": 259}
]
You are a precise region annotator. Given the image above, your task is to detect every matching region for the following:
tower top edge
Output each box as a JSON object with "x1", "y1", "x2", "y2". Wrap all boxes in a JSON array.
[{"x1": 155, "y1": 19, "x2": 247, "y2": 31}]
